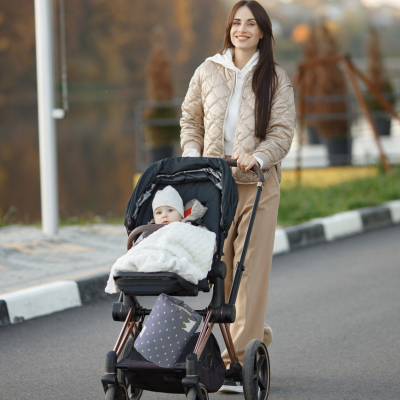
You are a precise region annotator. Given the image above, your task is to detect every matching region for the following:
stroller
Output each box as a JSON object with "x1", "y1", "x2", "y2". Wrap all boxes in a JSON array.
[{"x1": 101, "y1": 157, "x2": 270, "y2": 400}]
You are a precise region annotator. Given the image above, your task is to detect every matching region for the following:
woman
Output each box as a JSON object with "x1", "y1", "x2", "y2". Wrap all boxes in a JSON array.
[{"x1": 180, "y1": 0, "x2": 296, "y2": 393}]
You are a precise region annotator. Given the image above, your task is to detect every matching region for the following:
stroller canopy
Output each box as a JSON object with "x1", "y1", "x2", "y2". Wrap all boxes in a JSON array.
[{"x1": 124, "y1": 157, "x2": 238, "y2": 257}]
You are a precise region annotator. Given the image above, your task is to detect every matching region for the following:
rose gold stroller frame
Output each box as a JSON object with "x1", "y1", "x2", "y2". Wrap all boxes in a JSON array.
[{"x1": 111, "y1": 309, "x2": 237, "y2": 366}]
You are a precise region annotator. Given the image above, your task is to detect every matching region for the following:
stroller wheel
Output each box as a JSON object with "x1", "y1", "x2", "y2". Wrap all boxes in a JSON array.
[
  {"x1": 186, "y1": 384, "x2": 209, "y2": 400},
  {"x1": 243, "y1": 339, "x2": 270, "y2": 400},
  {"x1": 104, "y1": 385, "x2": 115, "y2": 400},
  {"x1": 104, "y1": 383, "x2": 142, "y2": 400}
]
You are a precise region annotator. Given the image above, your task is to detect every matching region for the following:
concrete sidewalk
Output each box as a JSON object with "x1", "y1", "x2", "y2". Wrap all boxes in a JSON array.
[{"x1": 0, "y1": 224, "x2": 127, "y2": 296}]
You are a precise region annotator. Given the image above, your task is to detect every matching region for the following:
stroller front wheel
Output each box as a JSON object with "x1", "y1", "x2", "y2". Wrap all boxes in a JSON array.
[
  {"x1": 104, "y1": 385, "x2": 115, "y2": 400},
  {"x1": 243, "y1": 339, "x2": 270, "y2": 400},
  {"x1": 104, "y1": 383, "x2": 142, "y2": 400},
  {"x1": 186, "y1": 384, "x2": 209, "y2": 400}
]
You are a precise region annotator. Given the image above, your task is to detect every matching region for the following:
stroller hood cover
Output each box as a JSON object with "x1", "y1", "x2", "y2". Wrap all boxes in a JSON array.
[{"x1": 125, "y1": 157, "x2": 239, "y2": 257}]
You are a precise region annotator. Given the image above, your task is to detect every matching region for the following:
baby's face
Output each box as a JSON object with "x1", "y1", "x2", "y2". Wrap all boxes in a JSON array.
[{"x1": 154, "y1": 206, "x2": 183, "y2": 225}]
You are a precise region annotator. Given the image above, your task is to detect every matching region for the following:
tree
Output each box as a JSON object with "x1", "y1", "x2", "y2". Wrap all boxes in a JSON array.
[
  {"x1": 312, "y1": 22, "x2": 348, "y2": 138},
  {"x1": 145, "y1": 27, "x2": 180, "y2": 150},
  {"x1": 302, "y1": 25, "x2": 319, "y2": 127},
  {"x1": 366, "y1": 26, "x2": 394, "y2": 113}
]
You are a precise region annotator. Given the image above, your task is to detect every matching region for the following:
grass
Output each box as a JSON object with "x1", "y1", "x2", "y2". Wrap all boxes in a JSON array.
[{"x1": 277, "y1": 166, "x2": 400, "y2": 227}]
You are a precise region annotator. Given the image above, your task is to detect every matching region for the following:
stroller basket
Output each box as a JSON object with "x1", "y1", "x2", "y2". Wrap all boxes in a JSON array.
[{"x1": 118, "y1": 332, "x2": 225, "y2": 394}]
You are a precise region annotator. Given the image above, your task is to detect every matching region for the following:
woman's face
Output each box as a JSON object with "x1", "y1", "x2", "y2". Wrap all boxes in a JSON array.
[{"x1": 230, "y1": 6, "x2": 263, "y2": 52}]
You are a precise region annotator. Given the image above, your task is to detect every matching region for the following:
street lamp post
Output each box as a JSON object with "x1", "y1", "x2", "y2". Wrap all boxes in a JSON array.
[{"x1": 34, "y1": 0, "x2": 59, "y2": 236}]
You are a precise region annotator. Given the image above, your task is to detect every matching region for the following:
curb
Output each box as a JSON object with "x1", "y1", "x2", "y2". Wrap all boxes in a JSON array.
[
  {"x1": 272, "y1": 200, "x2": 400, "y2": 255},
  {"x1": 0, "y1": 273, "x2": 113, "y2": 326},
  {"x1": 1, "y1": 200, "x2": 399, "y2": 327}
]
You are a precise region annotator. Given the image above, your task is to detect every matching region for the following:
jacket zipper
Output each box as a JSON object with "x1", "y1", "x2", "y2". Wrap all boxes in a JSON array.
[
  {"x1": 221, "y1": 69, "x2": 236, "y2": 157},
  {"x1": 231, "y1": 69, "x2": 253, "y2": 157}
]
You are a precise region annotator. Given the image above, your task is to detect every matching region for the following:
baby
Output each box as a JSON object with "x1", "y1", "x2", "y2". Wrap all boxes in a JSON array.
[{"x1": 152, "y1": 185, "x2": 184, "y2": 225}]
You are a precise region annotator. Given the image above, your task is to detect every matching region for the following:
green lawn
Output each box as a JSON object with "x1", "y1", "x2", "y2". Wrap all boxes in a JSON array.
[{"x1": 277, "y1": 166, "x2": 400, "y2": 226}]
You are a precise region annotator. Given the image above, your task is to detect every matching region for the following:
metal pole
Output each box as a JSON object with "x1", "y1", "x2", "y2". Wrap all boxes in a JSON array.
[{"x1": 34, "y1": 0, "x2": 59, "y2": 236}]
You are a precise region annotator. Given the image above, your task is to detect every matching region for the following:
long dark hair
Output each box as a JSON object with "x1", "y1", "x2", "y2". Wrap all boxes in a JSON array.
[{"x1": 220, "y1": 0, "x2": 277, "y2": 141}]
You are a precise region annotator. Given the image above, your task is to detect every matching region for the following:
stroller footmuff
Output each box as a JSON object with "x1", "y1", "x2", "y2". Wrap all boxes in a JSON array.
[{"x1": 101, "y1": 157, "x2": 270, "y2": 400}]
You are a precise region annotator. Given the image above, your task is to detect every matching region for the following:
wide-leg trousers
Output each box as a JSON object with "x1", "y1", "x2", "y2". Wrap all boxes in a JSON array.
[{"x1": 221, "y1": 166, "x2": 280, "y2": 366}]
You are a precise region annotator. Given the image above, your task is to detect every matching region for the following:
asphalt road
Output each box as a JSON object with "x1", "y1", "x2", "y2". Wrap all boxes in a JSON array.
[{"x1": 1, "y1": 225, "x2": 399, "y2": 400}]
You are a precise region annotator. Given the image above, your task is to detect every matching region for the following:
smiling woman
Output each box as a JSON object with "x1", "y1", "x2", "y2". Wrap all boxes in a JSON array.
[{"x1": 180, "y1": 0, "x2": 296, "y2": 394}]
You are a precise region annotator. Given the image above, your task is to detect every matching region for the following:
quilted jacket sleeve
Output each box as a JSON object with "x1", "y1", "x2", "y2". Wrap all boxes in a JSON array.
[
  {"x1": 180, "y1": 66, "x2": 205, "y2": 152},
  {"x1": 252, "y1": 70, "x2": 296, "y2": 170}
]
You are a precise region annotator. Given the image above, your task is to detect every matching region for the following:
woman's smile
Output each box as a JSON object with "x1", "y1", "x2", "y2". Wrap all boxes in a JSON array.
[{"x1": 236, "y1": 35, "x2": 250, "y2": 41}]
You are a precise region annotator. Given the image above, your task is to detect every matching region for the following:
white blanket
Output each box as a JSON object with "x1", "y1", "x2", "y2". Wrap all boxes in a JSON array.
[{"x1": 105, "y1": 222, "x2": 216, "y2": 294}]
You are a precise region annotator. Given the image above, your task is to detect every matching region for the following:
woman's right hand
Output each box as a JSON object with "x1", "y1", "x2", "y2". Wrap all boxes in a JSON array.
[{"x1": 182, "y1": 148, "x2": 201, "y2": 157}]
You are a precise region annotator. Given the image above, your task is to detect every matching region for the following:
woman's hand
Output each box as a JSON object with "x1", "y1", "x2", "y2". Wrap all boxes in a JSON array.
[{"x1": 235, "y1": 153, "x2": 259, "y2": 172}]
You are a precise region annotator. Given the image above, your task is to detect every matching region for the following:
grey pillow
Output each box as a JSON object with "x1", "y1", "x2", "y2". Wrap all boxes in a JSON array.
[{"x1": 134, "y1": 293, "x2": 202, "y2": 368}]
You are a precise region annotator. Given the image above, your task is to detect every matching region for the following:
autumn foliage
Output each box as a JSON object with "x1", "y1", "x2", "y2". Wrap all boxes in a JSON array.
[
  {"x1": 302, "y1": 23, "x2": 348, "y2": 138},
  {"x1": 366, "y1": 27, "x2": 394, "y2": 112},
  {"x1": 0, "y1": 0, "x2": 226, "y2": 222},
  {"x1": 145, "y1": 27, "x2": 180, "y2": 148}
]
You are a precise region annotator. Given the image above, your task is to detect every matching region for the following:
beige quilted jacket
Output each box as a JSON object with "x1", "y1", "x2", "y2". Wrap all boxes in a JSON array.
[{"x1": 180, "y1": 57, "x2": 296, "y2": 184}]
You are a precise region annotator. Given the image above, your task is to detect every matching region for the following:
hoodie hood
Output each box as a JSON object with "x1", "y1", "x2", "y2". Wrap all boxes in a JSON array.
[{"x1": 206, "y1": 48, "x2": 259, "y2": 73}]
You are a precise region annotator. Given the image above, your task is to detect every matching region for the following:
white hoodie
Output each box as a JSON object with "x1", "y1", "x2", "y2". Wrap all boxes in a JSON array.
[{"x1": 182, "y1": 48, "x2": 263, "y2": 169}]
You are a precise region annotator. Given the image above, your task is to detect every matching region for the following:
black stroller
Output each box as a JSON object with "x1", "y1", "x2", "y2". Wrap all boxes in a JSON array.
[{"x1": 101, "y1": 157, "x2": 270, "y2": 400}]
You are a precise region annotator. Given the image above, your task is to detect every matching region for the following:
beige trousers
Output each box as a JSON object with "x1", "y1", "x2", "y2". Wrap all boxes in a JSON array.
[{"x1": 221, "y1": 167, "x2": 280, "y2": 366}]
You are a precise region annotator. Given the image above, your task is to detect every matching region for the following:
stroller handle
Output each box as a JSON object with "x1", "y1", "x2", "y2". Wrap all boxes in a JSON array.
[{"x1": 223, "y1": 158, "x2": 264, "y2": 184}]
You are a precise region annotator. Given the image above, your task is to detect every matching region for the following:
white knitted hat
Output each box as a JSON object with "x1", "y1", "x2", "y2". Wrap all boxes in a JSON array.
[{"x1": 152, "y1": 186, "x2": 184, "y2": 218}]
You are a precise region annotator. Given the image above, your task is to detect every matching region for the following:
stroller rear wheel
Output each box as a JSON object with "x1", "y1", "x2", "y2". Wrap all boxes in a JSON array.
[
  {"x1": 243, "y1": 339, "x2": 270, "y2": 400},
  {"x1": 186, "y1": 384, "x2": 209, "y2": 400}
]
